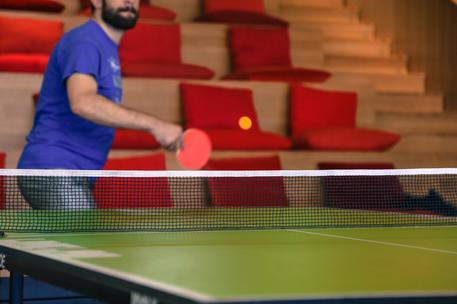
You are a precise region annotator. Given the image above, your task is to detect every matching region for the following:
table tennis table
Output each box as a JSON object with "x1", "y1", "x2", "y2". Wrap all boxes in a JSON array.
[{"x1": 1, "y1": 226, "x2": 457, "y2": 304}]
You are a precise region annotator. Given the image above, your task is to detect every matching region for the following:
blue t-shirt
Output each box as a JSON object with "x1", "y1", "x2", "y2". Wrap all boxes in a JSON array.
[{"x1": 18, "y1": 20, "x2": 123, "y2": 170}]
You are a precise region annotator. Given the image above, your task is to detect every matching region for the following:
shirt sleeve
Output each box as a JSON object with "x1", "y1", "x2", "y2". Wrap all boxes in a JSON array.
[{"x1": 60, "y1": 40, "x2": 101, "y2": 83}]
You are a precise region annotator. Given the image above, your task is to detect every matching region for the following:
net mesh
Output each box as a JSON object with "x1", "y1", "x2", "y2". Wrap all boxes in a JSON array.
[{"x1": 1, "y1": 169, "x2": 457, "y2": 232}]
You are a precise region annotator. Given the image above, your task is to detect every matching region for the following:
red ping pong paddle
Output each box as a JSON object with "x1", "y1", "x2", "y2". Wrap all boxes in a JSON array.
[{"x1": 176, "y1": 128, "x2": 212, "y2": 170}]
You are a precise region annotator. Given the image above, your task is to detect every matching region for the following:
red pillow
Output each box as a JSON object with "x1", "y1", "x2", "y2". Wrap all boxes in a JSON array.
[
  {"x1": 0, "y1": 54, "x2": 49, "y2": 73},
  {"x1": 205, "y1": 155, "x2": 282, "y2": 170},
  {"x1": 0, "y1": 152, "x2": 5, "y2": 210},
  {"x1": 207, "y1": 176, "x2": 288, "y2": 207},
  {"x1": 0, "y1": 16, "x2": 63, "y2": 54},
  {"x1": 229, "y1": 26, "x2": 292, "y2": 71},
  {"x1": 294, "y1": 127, "x2": 401, "y2": 151},
  {"x1": 317, "y1": 162, "x2": 405, "y2": 211},
  {"x1": 120, "y1": 23, "x2": 181, "y2": 64},
  {"x1": 122, "y1": 62, "x2": 214, "y2": 79},
  {"x1": 321, "y1": 174, "x2": 406, "y2": 211},
  {"x1": 205, "y1": 129, "x2": 292, "y2": 150},
  {"x1": 94, "y1": 153, "x2": 172, "y2": 209},
  {"x1": 204, "y1": 0, "x2": 265, "y2": 13},
  {"x1": 291, "y1": 85, "x2": 357, "y2": 135},
  {"x1": 112, "y1": 129, "x2": 160, "y2": 150},
  {"x1": 180, "y1": 83, "x2": 260, "y2": 130},
  {"x1": 0, "y1": 0, "x2": 65, "y2": 13},
  {"x1": 204, "y1": 155, "x2": 287, "y2": 207},
  {"x1": 196, "y1": 11, "x2": 289, "y2": 27},
  {"x1": 223, "y1": 66, "x2": 331, "y2": 83}
]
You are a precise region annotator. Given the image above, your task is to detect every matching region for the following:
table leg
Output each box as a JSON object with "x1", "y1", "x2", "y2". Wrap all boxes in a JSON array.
[{"x1": 9, "y1": 272, "x2": 23, "y2": 304}]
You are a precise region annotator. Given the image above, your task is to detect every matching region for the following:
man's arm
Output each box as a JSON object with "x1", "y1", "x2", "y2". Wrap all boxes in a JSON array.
[{"x1": 67, "y1": 73, "x2": 182, "y2": 149}]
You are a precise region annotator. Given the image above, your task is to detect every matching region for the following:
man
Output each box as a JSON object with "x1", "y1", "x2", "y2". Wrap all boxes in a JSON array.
[{"x1": 17, "y1": 0, "x2": 182, "y2": 210}]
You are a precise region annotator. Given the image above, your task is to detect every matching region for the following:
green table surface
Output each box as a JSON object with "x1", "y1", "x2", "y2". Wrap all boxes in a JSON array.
[{"x1": 1, "y1": 226, "x2": 457, "y2": 302}]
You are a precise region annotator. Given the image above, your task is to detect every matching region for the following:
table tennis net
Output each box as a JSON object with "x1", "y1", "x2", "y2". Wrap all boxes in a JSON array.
[{"x1": 0, "y1": 169, "x2": 456, "y2": 232}]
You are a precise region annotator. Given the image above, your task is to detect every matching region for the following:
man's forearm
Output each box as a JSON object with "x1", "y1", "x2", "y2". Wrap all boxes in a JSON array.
[
  {"x1": 66, "y1": 73, "x2": 182, "y2": 148},
  {"x1": 71, "y1": 92, "x2": 168, "y2": 133}
]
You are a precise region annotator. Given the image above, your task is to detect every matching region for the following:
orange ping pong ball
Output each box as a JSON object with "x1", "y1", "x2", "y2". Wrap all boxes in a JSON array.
[{"x1": 238, "y1": 116, "x2": 252, "y2": 130}]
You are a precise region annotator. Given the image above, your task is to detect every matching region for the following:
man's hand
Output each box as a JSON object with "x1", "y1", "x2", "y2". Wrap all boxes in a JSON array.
[{"x1": 152, "y1": 122, "x2": 183, "y2": 151}]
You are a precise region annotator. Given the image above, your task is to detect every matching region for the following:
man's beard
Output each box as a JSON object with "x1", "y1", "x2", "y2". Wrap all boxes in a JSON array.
[{"x1": 101, "y1": 0, "x2": 139, "y2": 30}]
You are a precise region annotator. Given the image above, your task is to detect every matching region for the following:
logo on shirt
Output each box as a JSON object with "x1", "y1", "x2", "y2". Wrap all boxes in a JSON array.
[{"x1": 108, "y1": 57, "x2": 121, "y2": 72}]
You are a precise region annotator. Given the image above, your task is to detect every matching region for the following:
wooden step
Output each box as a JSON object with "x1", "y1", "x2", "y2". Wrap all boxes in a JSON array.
[
  {"x1": 326, "y1": 55, "x2": 408, "y2": 75},
  {"x1": 6, "y1": 144, "x2": 457, "y2": 170},
  {"x1": 182, "y1": 46, "x2": 324, "y2": 78},
  {"x1": 391, "y1": 134, "x2": 457, "y2": 155},
  {"x1": 376, "y1": 113, "x2": 457, "y2": 135},
  {"x1": 153, "y1": 0, "x2": 200, "y2": 21},
  {"x1": 332, "y1": 72, "x2": 426, "y2": 94},
  {"x1": 324, "y1": 38, "x2": 391, "y2": 58},
  {"x1": 279, "y1": 0, "x2": 344, "y2": 9},
  {"x1": 276, "y1": 150, "x2": 457, "y2": 169},
  {"x1": 375, "y1": 94, "x2": 444, "y2": 114},
  {"x1": 181, "y1": 23, "x2": 323, "y2": 48},
  {"x1": 277, "y1": 7, "x2": 359, "y2": 24},
  {"x1": 3, "y1": 146, "x2": 455, "y2": 170},
  {"x1": 292, "y1": 23, "x2": 375, "y2": 40}
]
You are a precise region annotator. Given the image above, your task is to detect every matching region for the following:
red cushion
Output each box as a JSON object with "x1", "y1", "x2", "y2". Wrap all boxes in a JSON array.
[
  {"x1": 223, "y1": 66, "x2": 331, "y2": 83},
  {"x1": 94, "y1": 153, "x2": 172, "y2": 209},
  {"x1": 0, "y1": 0, "x2": 65, "y2": 13},
  {"x1": 207, "y1": 176, "x2": 288, "y2": 207},
  {"x1": 0, "y1": 152, "x2": 5, "y2": 210},
  {"x1": 294, "y1": 127, "x2": 401, "y2": 151},
  {"x1": 205, "y1": 129, "x2": 292, "y2": 150},
  {"x1": 196, "y1": 11, "x2": 288, "y2": 27},
  {"x1": 317, "y1": 162, "x2": 405, "y2": 211},
  {"x1": 120, "y1": 23, "x2": 181, "y2": 64},
  {"x1": 204, "y1": 0, "x2": 265, "y2": 13},
  {"x1": 321, "y1": 175, "x2": 405, "y2": 211},
  {"x1": 122, "y1": 62, "x2": 214, "y2": 79},
  {"x1": 291, "y1": 85, "x2": 357, "y2": 134},
  {"x1": 0, "y1": 16, "x2": 63, "y2": 54},
  {"x1": 0, "y1": 54, "x2": 49, "y2": 73},
  {"x1": 229, "y1": 26, "x2": 292, "y2": 71},
  {"x1": 205, "y1": 155, "x2": 282, "y2": 170},
  {"x1": 112, "y1": 129, "x2": 160, "y2": 149},
  {"x1": 204, "y1": 154, "x2": 287, "y2": 207},
  {"x1": 180, "y1": 83, "x2": 260, "y2": 130}
]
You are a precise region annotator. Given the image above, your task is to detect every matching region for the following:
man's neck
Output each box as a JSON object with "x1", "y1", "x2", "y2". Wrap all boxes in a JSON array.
[{"x1": 93, "y1": 13, "x2": 124, "y2": 45}]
